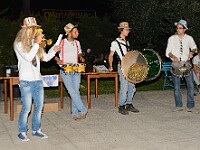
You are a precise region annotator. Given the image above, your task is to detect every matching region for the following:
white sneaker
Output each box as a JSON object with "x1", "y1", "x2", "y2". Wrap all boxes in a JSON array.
[
  {"x1": 187, "y1": 108, "x2": 199, "y2": 114},
  {"x1": 32, "y1": 129, "x2": 48, "y2": 139},
  {"x1": 172, "y1": 107, "x2": 183, "y2": 112},
  {"x1": 18, "y1": 132, "x2": 30, "y2": 142}
]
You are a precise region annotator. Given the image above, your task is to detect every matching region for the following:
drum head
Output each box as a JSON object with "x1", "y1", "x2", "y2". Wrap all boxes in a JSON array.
[
  {"x1": 142, "y1": 49, "x2": 162, "y2": 81},
  {"x1": 171, "y1": 61, "x2": 192, "y2": 77},
  {"x1": 121, "y1": 50, "x2": 149, "y2": 84}
]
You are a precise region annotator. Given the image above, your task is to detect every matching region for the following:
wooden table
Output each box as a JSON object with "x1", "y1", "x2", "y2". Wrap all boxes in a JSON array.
[
  {"x1": 1, "y1": 71, "x2": 118, "y2": 120},
  {"x1": 0, "y1": 73, "x2": 64, "y2": 121},
  {"x1": 83, "y1": 72, "x2": 118, "y2": 109}
]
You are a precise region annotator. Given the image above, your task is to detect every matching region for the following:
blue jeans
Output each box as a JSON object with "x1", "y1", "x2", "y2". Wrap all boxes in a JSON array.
[
  {"x1": 18, "y1": 80, "x2": 44, "y2": 133},
  {"x1": 118, "y1": 66, "x2": 136, "y2": 107},
  {"x1": 172, "y1": 73, "x2": 195, "y2": 108},
  {"x1": 60, "y1": 70, "x2": 87, "y2": 117}
]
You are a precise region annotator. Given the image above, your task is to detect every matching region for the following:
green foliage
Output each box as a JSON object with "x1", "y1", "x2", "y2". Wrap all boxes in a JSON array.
[
  {"x1": 78, "y1": 15, "x2": 115, "y2": 58},
  {"x1": 1, "y1": 1, "x2": 200, "y2": 93},
  {"x1": 39, "y1": 16, "x2": 65, "y2": 41},
  {"x1": 0, "y1": 17, "x2": 19, "y2": 70},
  {"x1": 44, "y1": 73, "x2": 169, "y2": 98},
  {"x1": 110, "y1": 0, "x2": 200, "y2": 59},
  {"x1": 0, "y1": 12, "x2": 117, "y2": 73}
]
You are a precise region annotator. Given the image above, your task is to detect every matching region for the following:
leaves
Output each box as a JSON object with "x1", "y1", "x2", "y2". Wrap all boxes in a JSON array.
[{"x1": 110, "y1": 0, "x2": 200, "y2": 58}]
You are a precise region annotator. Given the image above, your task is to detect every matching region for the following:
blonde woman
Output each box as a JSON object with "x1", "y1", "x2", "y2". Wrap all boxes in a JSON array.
[{"x1": 14, "y1": 17, "x2": 60, "y2": 141}]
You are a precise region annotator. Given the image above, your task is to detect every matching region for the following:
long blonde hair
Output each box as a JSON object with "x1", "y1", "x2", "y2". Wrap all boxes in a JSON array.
[{"x1": 14, "y1": 27, "x2": 44, "y2": 60}]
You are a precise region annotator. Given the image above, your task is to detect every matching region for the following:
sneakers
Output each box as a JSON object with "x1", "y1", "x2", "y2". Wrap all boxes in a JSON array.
[
  {"x1": 187, "y1": 108, "x2": 199, "y2": 114},
  {"x1": 18, "y1": 130, "x2": 48, "y2": 141},
  {"x1": 118, "y1": 105, "x2": 129, "y2": 115},
  {"x1": 18, "y1": 132, "x2": 30, "y2": 142},
  {"x1": 72, "y1": 115, "x2": 81, "y2": 121},
  {"x1": 118, "y1": 104, "x2": 139, "y2": 115},
  {"x1": 172, "y1": 107, "x2": 199, "y2": 113},
  {"x1": 32, "y1": 129, "x2": 48, "y2": 139},
  {"x1": 173, "y1": 107, "x2": 184, "y2": 112},
  {"x1": 72, "y1": 112, "x2": 88, "y2": 121},
  {"x1": 79, "y1": 112, "x2": 88, "y2": 119},
  {"x1": 126, "y1": 104, "x2": 139, "y2": 113}
]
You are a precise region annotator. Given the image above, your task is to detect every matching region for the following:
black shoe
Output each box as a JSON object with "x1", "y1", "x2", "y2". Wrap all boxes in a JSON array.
[
  {"x1": 126, "y1": 104, "x2": 139, "y2": 113},
  {"x1": 118, "y1": 105, "x2": 129, "y2": 115}
]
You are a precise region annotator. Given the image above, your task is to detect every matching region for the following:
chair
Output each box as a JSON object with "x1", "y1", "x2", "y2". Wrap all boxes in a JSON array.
[{"x1": 162, "y1": 62, "x2": 174, "y2": 89}]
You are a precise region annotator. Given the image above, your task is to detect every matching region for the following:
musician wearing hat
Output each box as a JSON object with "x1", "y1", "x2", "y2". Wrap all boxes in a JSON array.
[
  {"x1": 108, "y1": 22, "x2": 139, "y2": 115},
  {"x1": 192, "y1": 49, "x2": 200, "y2": 94},
  {"x1": 54, "y1": 23, "x2": 87, "y2": 120},
  {"x1": 14, "y1": 17, "x2": 60, "y2": 141},
  {"x1": 165, "y1": 19, "x2": 198, "y2": 113}
]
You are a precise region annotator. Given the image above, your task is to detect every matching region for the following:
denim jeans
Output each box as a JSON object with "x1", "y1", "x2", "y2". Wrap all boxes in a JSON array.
[
  {"x1": 18, "y1": 80, "x2": 44, "y2": 133},
  {"x1": 118, "y1": 66, "x2": 136, "y2": 107},
  {"x1": 172, "y1": 73, "x2": 195, "y2": 108},
  {"x1": 60, "y1": 70, "x2": 87, "y2": 117}
]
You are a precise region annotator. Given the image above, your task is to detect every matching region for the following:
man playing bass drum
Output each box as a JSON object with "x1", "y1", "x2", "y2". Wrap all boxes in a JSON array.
[
  {"x1": 165, "y1": 19, "x2": 198, "y2": 113},
  {"x1": 108, "y1": 22, "x2": 139, "y2": 115}
]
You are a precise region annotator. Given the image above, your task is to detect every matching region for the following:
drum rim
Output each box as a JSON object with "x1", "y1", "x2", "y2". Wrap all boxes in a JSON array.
[
  {"x1": 143, "y1": 49, "x2": 162, "y2": 81},
  {"x1": 121, "y1": 49, "x2": 162, "y2": 83},
  {"x1": 170, "y1": 61, "x2": 192, "y2": 77},
  {"x1": 121, "y1": 50, "x2": 149, "y2": 84}
]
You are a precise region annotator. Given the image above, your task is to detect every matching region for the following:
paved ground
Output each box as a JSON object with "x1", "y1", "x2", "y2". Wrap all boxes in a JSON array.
[{"x1": 1, "y1": 89, "x2": 200, "y2": 150}]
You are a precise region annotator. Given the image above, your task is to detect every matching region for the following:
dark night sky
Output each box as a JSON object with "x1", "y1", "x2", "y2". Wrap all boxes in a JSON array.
[
  {"x1": 0, "y1": 0, "x2": 111, "y2": 17},
  {"x1": 1, "y1": 0, "x2": 103, "y2": 9},
  {"x1": 31, "y1": 0, "x2": 94, "y2": 10},
  {"x1": 31, "y1": 0, "x2": 97, "y2": 11}
]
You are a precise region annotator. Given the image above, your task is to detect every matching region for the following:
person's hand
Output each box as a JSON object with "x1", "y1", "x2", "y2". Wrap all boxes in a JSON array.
[
  {"x1": 189, "y1": 52, "x2": 194, "y2": 59},
  {"x1": 109, "y1": 66, "x2": 113, "y2": 72},
  {"x1": 56, "y1": 59, "x2": 63, "y2": 65},
  {"x1": 80, "y1": 57, "x2": 85, "y2": 63},
  {"x1": 54, "y1": 45, "x2": 61, "y2": 53},
  {"x1": 173, "y1": 57, "x2": 179, "y2": 62}
]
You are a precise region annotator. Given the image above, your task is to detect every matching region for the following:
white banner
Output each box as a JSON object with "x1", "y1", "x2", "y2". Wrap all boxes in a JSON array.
[{"x1": 42, "y1": 75, "x2": 58, "y2": 87}]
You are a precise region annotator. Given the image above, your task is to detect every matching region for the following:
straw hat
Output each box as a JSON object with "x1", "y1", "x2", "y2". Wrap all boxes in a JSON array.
[
  {"x1": 118, "y1": 22, "x2": 132, "y2": 29},
  {"x1": 21, "y1": 17, "x2": 41, "y2": 28},
  {"x1": 64, "y1": 23, "x2": 78, "y2": 35}
]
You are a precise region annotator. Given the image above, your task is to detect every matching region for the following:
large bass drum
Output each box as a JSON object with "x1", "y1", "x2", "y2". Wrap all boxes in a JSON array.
[{"x1": 121, "y1": 49, "x2": 162, "y2": 84}]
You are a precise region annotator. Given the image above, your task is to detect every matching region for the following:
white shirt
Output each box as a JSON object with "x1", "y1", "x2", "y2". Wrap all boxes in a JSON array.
[
  {"x1": 14, "y1": 41, "x2": 56, "y2": 81},
  {"x1": 59, "y1": 38, "x2": 82, "y2": 64},
  {"x1": 110, "y1": 38, "x2": 130, "y2": 60},
  {"x1": 192, "y1": 54, "x2": 200, "y2": 85},
  {"x1": 165, "y1": 34, "x2": 197, "y2": 61},
  {"x1": 193, "y1": 55, "x2": 200, "y2": 69}
]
